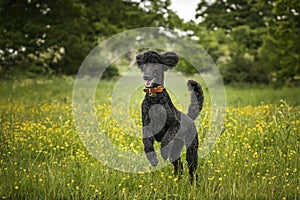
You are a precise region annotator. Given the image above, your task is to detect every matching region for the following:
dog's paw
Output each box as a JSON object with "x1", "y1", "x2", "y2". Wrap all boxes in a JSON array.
[
  {"x1": 160, "y1": 146, "x2": 170, "y2": 160},
  {"x1": 146, "y1": 152, "x2": 158, "y2": 167},
  {"x1": 150, "y1": 158, "x2": 158, "y2": 167}
]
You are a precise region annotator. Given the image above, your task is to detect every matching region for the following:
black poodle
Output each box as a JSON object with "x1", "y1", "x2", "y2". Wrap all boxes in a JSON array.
[{"x1": 136, "y1": 50, "x2": 204, "y2": 183}]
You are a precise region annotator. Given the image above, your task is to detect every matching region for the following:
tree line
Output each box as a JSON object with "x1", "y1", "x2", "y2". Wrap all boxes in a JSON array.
[{"x1": 0, "y1": 0, "x2": 299, "y2": 85}]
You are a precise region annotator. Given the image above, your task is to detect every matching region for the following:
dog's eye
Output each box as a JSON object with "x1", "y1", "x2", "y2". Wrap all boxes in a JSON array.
[
  {"x1": 138, "y1": 65, "x2": 144, "y2": 71},
  {"x1": 141, "y1": 65, "x2": 146, "y2": 71}
]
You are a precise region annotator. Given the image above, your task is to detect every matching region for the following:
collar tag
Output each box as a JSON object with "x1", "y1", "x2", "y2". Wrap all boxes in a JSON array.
[{"x1": 149, "y1": 92, "x2": 157, "y2": 97}]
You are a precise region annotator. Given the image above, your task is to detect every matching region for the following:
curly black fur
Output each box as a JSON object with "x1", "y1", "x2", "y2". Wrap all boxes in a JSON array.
[
  {"x1": 136, "y1": 50, "x2": 179, "y2": 70},
  {"x1": 187, "y1": 80, "x2": 204, "y2": 120},
  {"x1": 137, "y1": 50, "x2": 204, "y2": 183}
]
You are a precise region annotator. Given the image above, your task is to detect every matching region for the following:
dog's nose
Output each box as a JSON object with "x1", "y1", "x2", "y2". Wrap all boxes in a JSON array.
[{"x1": 143, "y1": 75, "x2": 152, "y2": 80}]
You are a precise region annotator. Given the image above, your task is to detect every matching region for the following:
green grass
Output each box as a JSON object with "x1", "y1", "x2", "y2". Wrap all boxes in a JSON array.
[
  {"x1": 2, "y1": 76, "x2": 299, "y2": 106},
  {"x1": 225, "y1": 86, "x2": 300, "y2": 107},
  {"x1": 0, "y1": 77, "x2": 299, "y2": 199}
]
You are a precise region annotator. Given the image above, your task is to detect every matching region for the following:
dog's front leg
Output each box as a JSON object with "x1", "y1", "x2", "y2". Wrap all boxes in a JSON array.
[
  {"x1": 160, "y1": 127, "x2": 178, "y2": 161},
  {"x1": 142, "y1": 126, "x2": 158, "y2": 167}
]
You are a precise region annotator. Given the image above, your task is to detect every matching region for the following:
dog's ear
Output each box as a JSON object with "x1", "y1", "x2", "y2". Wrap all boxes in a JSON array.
[
  {"x1": 160, "y1": 52, "x2": 179, "y2": 71},
  {"x1": 136, "y1": 53, "x2": 143, "y2": 69}
]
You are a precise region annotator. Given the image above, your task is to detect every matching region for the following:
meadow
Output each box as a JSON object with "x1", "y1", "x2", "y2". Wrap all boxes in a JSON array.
[{"x1": 0, "y1": 76, "x2": 300, "y2": 199}]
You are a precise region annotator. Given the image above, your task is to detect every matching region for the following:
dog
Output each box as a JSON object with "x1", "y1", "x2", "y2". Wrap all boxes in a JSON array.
[{"x1": 136, "y1": 50, "x2": 204, "y2": 183}]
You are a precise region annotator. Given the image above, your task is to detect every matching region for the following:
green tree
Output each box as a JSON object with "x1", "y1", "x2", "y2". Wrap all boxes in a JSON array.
[
  {"x1": 221, "y1": 25, "x2": 270, "y2": 84},
  {"x1": 259, "y1": 0, "x2": 300, "y2": 85},
  {"x1": 0, "y1": 0, "x2": 182, "y2": 78},
  {"x1": 195, "y1": 0, "x2": 273, "y2": 84},
  {"x1": 196, "y1": 0, "x2": 268, "y2": 31},
  {"x1": 0, "y1": 0, "x2": 94, "y2": 76}
]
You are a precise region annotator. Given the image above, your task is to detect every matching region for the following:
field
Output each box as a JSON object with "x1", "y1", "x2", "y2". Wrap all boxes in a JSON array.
[{"x1": 0, "y1": 77, "x2": 300, "y2": 199}]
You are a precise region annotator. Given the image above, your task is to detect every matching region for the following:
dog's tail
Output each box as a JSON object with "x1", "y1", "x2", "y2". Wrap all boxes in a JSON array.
[{"x1": 187, "y1": 80, "x2": 204, "y2": 120}]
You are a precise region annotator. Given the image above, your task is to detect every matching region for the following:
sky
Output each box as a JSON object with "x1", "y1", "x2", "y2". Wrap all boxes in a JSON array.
[{"x1": 169, "y1": 0, "x2": 200, "y2": 23}]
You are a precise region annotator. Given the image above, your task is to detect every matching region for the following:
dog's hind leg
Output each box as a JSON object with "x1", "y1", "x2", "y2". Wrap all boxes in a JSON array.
[
  {"x1": 172, "y1": 158, "x2": 183, "y2": 177},
  {"x1": 186, "y1": 134, "x2": 199, "y2": 184},
  {"x1": 160, "y1": 127, "x2": 178, "y2": 160},
  {"x1": 170, "y1": 138, "x2": 184, "y2": 177},
  {"x1": 169, "y1": 138, "x2": 184, "y2": 162}
]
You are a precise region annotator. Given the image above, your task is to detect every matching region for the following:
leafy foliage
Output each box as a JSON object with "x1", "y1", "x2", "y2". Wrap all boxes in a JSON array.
[
  {"x1": 0, "y1": 0, "x2": 182, "y2": 78},
  {"x1": 195, "y1": 0, "x2": 299, "y2": 85},
  {"x1": 196, "y1": 0, "x2": 268, "y2": 31},
  {"x1": 258, "y1": 0, "x2": 300, "y2": 85},
  {"x1": 0, "y1": 0, "x2": 299, "y2": 85}
]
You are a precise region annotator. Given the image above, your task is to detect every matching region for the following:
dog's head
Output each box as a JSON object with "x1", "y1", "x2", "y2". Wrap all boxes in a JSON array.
[{"x1": 136, "y1": 50, "x2": 179, "y2": 88}]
